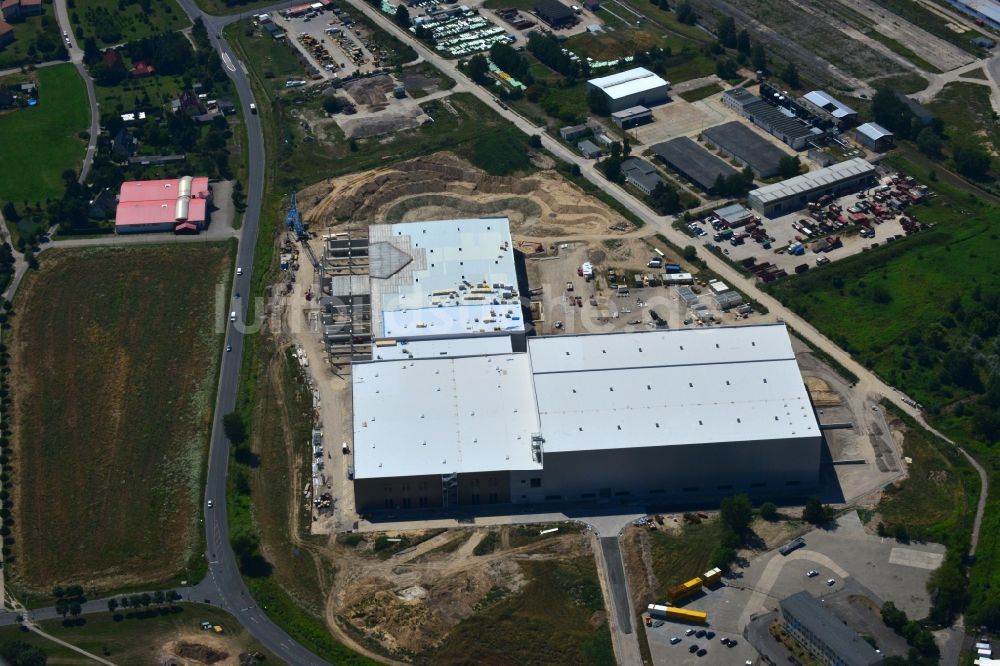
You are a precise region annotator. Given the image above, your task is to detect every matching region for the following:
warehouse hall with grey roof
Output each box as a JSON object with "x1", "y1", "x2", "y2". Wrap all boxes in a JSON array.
[
  {"x1": 702, "y1": 121, "x2": 794, "y2": 178},
  {"x1": 651, "y1": 137, "x2": 738, "y2": 192}
]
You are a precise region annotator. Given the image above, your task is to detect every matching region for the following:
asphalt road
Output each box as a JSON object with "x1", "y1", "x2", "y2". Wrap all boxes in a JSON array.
[
  {"x1": 600, "y1": 537, "x2": 633, "y2": 635},
  {"x1": 53, "y1": 0, "x2": 99, "y2": 183},
  {"x1": 168, "y1": 2, "x2": 327, "y2": 663}
]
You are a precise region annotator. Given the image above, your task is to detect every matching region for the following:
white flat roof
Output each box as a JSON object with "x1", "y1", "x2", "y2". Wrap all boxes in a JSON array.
[
  {"x1": 589, "y1": 67, "x2": 669, "y2": 100},
  {"x1": 352, "y1": 354, "x2": 542, "y2": 479},
  {"x1": 371, "y1": 335, "x2": 513, "y2": 361},
  {"x1": 528, "y1": 325, "x2": 818, "y2": 453},
  {"x1": 368, "y1": 218, "x2": 524, "y2": 339},
  {"x1": 749, "y1": 158, "x2": 875, "y2": 205},
  {"x1": 527, "y1": 324, "x2": 794, "y2": 373}
]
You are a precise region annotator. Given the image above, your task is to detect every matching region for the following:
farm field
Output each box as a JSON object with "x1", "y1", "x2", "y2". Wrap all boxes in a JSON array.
[
  {"x1": 766, "y1": 153, "x2": 1000, "y2": 626},
  {"x1": 0, "y1": 12, "x2": 64, "y2": 69},
  {"x1": 76, "y1": 0, "x2": 189, "y2": 48},
  {"x1": 8, "y1": 243, "x2": 233, "y2": 595},
  {"x1": 0, "y1": 605, "x2": 276, "y2": 664},
  {"x1": 0, "y1": 65, "x2": 89, "y2": 205}
]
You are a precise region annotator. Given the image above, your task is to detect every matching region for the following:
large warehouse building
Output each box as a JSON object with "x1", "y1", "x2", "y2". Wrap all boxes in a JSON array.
[
  {"x1": 702, "y1": 121, "x2": 793, "y2": 178},
  {"x1": 748, "y1": 157, "x2": 876, "y2": 217},
  {"x1": 722, "y1": 88, "x2": 823, "y2": 150},
  {"x1": 352, "y1": 323, "x2": 822, "y2": 513},
  {"x1": 587, "y1": 67, "x2": 670, "y2": 113},
  {"x1": 114, "y1": 176, "x2": 211, "y2": 234},
  {"x1": 652, "y1": 137, "x2": 738, "y2": 192}
]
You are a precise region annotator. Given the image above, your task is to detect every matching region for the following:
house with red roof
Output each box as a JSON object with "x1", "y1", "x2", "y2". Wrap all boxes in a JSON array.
[
  {"x1": 114, "y1": 176, "x2": 212, "y2": 234},
  {"x1": 1, "y1": 0, "x2": 41, "y2": 20},
  {"x1": 131, "y1": 61, "x2": 155, "y2": 77}
]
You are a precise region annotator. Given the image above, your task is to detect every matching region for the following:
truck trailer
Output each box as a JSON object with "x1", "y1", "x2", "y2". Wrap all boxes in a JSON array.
[{"x1": 648, "y1": 604, "x2": 708, "y2": 623}]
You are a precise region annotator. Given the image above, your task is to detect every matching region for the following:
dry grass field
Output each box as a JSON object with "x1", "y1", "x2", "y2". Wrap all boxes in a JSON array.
[{"x1": 8, "y1": 243, "x2": 233, "y2": 593}]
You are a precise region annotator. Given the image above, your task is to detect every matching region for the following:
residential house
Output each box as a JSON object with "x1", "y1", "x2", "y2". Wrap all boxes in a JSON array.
[{"x1": 131, "y1": 61, "x2": 155, "y2": 77}]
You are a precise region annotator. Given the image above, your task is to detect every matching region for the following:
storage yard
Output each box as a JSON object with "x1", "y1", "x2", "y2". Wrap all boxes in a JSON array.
[{"x1": 682, "y1": 170, "x2": 934, "y2": 278}]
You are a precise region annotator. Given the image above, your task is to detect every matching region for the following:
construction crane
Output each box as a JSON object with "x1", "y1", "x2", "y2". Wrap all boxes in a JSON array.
[
  {"x1": 285, "y1": 191, "x2": 321, "y2": 272},
  {"x1": 285, "y1": 190, "x2": 307, "y2": 240}
]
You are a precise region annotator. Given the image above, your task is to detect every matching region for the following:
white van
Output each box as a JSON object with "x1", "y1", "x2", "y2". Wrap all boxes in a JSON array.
[{"x1": 230, "y1": 311, "x2": 236, "y2": 322}]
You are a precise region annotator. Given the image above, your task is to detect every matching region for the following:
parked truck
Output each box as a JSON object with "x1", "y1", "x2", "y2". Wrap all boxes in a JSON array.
[{"x1": 664, "y1": 262, "x2": 682, "y2": 273}]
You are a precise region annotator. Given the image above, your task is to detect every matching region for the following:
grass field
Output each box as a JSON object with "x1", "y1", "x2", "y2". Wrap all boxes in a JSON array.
[
  {"x1": 77, "y1": 0, "x2": 189, "y2": 48},
  {"x1": 564, "y1": 28, "x2": 715, "y2": 83},
  {"x1": 960, "y1": 67, "x2": 988, "y2": 80},
  {"x1": 9, "y1": 244, "x2": 233, "y2": 595},
  {"x1": 648, "y1": 520, "x2": 723, "y2": 598},
  {"x1": 865, "y1": 29, "x2": 943, "y2": 73},
  {"x1": 873, "y1": 72, "x2": 931, "y2": 95},
  {"x1": 95, "y1": 74, "x2": 187, "y2": 112},
  {"x1": 0, "y1": 12, "x2": 64, "y2": 69},
  {"x1": 0, "y1": 605, "x2": 275, "y2": 663},
  {"x1": 195, "y1": 0, "x2": 283, "y2": 14},
  {"x1": 679, "y1": 82, "x2": 724, "y2": 102},
  {"x1": 228, "y1": 25, "x2": 310, "y2": 97},
  {"x1": 878, "y1": 406, "x2": 977, "y2": 542},
  {"x1": 927, "y1": 81, "x2": 1000, "y2": 170},
  {"x1": 0, "y1": 65, "x2": 89, "y2": 206},
  {"x1": 427, "y1": 557, "x2": 614, "y2": 665}
]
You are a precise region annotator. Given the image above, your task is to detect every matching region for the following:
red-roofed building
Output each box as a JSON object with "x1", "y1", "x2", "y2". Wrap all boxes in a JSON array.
[
  {"x1": 115, "y1": 176, "x2": 212, "y2": 234},
  {"x1": 286, "y1": 3, "x2": 312, "y2": 16},
  {"x1": 131, "y1": 61, "x2": 155, "y2": 77},
  {"x1": 0, "y1": 20, "x2": 13, "y2": 46},
  {"x1": 19, "y1": 0, "x2": 40, "y2": 15}
]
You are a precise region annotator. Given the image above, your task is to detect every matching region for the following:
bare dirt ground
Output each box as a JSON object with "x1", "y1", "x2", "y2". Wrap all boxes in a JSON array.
[
  {"x1": 322, "y1": 527, "x2": 591, "y2": 658},
  {"x1": 158, "y1": 632, "x2": 262, "y2": 666},
  {"x1": 299, "y1": 152, "x2": 635, "y2": 238}
]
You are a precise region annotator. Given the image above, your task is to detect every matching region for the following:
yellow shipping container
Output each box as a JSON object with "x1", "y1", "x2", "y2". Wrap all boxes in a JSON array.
[{"x1": 665, "y1": 607, "x2": 708, "y2": 623}]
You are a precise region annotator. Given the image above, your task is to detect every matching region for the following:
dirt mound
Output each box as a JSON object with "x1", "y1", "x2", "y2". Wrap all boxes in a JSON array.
[
  {"x1": 805, "y1": 375, "x2": 841, "y2": 406},
  {"x1": 300, "y1": 152, "x2": 631, "y2": 238},
  {"x1": 174, "y1": 642, "x2": 229, "y2": 664}
]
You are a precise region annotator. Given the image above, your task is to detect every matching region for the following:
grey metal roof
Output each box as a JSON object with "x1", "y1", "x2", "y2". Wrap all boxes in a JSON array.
[
  {"x1": 578, "y1": 139, "x2": 601, "y2": 155},
  {"x1": 723, "y1": 87, "x2": 759, "y2": 106},
  {"x1": 855, "y1": 122, "x2": 893, "y2": 141},
  {"x1": 780, "y1": 592, "x2": 882, "y2": 666},
  {"x1": 744, "y1": 100, "x2": 820, "y2": 141},
  {"x1": 748, "y1": 158, "x2": 876, "y2": 205},
  {"x1": 802, "y1": 90, "x2": 857, "y2": 118},
  {"x1": 702, "y1": 121, "x2": 791, "y2": 175},
  {"x1": 714, "y1": 203, "x2": 754, "y2": 224},
  {"x1": 611, "y1": 105, "x2": 652, "y2": 119},
  {"x1": 588, "y1": 67, "x2": 670, "y2": 100},
  {"x1": 651, "y1": 137, "x2": 737, "y2": 190}
]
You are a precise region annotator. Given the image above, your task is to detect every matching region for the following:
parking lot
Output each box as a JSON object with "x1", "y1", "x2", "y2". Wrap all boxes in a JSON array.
[
  {"x1": 643, "y1": 511, "x2": 947, "y2": 665},
  {"x1": 685, "y1": 174, "x2": 933, "y2": 278}
]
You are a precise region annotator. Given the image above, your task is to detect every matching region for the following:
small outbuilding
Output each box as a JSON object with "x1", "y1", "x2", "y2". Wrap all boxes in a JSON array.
[
  {"x1": 533, "y1": 0, "x2": 575, "y2": 27},
  {"x1": 611, "y1": 105, "x2": 652, "y2": 129},
  {"x1": 577, "y1": 139, "x2": 602, "y2": 159},
  {"x1": 854, "y1": 122, "x2": 894, "y2": 152}
]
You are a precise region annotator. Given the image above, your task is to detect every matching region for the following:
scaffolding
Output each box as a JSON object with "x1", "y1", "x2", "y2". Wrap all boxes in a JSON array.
[{"x1": 320, "y1": 232, "x2": 372, "y2": 363}]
